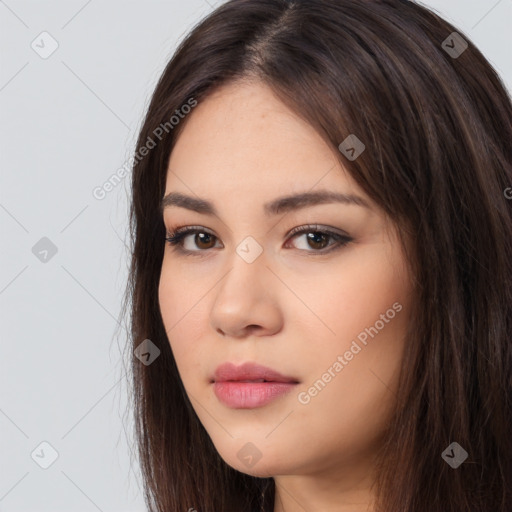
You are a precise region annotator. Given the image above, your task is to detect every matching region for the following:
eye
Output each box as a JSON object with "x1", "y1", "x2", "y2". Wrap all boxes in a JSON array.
[
  {"x1": 285, "y1": 224, "x2": 352, "y2": 253},
  {"x1": 164, "y1": 224, "x2": 352, "y2": 256},
  {"x1": 165, "y1": 226, "x2": 221, "y2": 255}
]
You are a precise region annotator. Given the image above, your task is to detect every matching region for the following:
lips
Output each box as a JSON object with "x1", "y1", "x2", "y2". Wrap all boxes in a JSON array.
[
  {"x1": 212, "y1": 361, "x2": 299, "y2": 384},
  {"x1": 211, "y1": 362, "x2": 300, "y2": 409}
]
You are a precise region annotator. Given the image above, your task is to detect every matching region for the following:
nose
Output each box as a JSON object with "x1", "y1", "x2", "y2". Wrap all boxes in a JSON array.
[{"x1": 209, "y1": 248, "x2": 284, "y2": 338}]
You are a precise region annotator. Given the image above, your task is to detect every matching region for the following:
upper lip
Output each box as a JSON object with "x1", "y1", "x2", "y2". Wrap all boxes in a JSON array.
[{"x1": 212, "y1": 362, "x2": 300, "y2": 383}]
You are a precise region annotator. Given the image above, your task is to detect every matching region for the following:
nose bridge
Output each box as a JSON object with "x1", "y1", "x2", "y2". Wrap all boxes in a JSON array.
[
  {"x1": 220, "y1": 234, "x2": 268, "y2": 298},
  {"x1": 209, "y1": 235, "x2": 283, "y2": 336}
]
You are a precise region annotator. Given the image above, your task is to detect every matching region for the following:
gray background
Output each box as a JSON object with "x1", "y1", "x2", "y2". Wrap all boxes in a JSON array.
[{"x1": 1, "y1": 1, "x2": 511, "y2": 511}]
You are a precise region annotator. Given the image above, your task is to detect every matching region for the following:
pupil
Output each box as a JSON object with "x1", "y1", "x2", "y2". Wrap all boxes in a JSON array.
[
  {"x1": 308, "y1": 232, "x2": 328, "y2": 249},
  {"x1": 197, "y1": 233, "x2": 213, "y2": 248}
]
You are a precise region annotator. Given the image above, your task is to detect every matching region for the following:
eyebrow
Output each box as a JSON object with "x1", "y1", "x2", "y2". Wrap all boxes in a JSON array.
[{"x1": 161, "y1": 190, "x2": 370, "y2": 216}]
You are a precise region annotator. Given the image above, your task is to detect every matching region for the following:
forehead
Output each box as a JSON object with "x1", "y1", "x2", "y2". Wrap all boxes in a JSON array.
[{"x1": 165, "y1": 81, "x2": 362, "y2": 200}]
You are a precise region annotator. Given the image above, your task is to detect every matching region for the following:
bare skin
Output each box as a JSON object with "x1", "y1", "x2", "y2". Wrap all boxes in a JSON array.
[{"x1": 158, "y1": 80, "x2": 413, "y2": 511}]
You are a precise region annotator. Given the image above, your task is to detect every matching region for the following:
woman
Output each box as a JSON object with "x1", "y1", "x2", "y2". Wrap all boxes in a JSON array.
[{"x1": 123, "y1": 0, "x2": 512, "y2": 510}]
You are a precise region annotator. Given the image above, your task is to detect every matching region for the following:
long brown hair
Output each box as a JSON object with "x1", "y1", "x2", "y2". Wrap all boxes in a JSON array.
[{"x1": 122, "y1": 1, "x2": 512, "y2": 510}]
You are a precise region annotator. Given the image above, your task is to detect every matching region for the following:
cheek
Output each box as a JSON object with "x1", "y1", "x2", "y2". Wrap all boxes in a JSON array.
[
  {"x1": 288, "y1": 242, "x2": 410, "y2": 347},
  {"x1": 158, "y1": 263, "x2": 206, "y2": 381},
  {"x1": 158, "y1": 263, "x2": 178, "y2": 333},
  {"x1": 290, "y1": 305, "x2": 409, "y2": 462},
  {"x1": 290, "y1": 243, "x2": 411, "y2": 415},
  {"x1": 158, "y1": 258, "x2": 206, "y2": 330}
]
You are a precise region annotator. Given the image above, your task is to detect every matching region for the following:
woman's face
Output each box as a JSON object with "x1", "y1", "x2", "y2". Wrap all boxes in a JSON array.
[{"x1": 158, "y1": 81, "x2": 413, "y2": 493}]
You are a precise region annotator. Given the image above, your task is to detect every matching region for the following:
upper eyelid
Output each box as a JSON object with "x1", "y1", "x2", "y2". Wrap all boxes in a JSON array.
[
  {"x1": 166, "y1": 224, "x2": 349, "y2": 239},
  {"x1": 288, "y1": 224, "x2": 350, "y2": 237}
]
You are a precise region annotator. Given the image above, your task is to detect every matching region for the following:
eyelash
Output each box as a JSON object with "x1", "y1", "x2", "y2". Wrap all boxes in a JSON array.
[{"x1": 164, "y1": 224, "x2": 353, "y2": 257}]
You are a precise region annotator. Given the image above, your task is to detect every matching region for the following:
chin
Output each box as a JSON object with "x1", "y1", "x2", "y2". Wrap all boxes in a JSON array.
[{"x1": 216, "y1": 447, "x2": 292, "y2": 478}]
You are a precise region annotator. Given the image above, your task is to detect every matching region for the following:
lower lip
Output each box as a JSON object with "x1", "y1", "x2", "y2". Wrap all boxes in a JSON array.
[{"x1": 213, "y1": 381, "x2": 298, "y2": 408}]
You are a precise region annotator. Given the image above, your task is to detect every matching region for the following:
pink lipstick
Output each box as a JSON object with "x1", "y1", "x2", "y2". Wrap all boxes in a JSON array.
[{"x1": 211, "y1": 362, "x2": 299, "y2": 409}]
